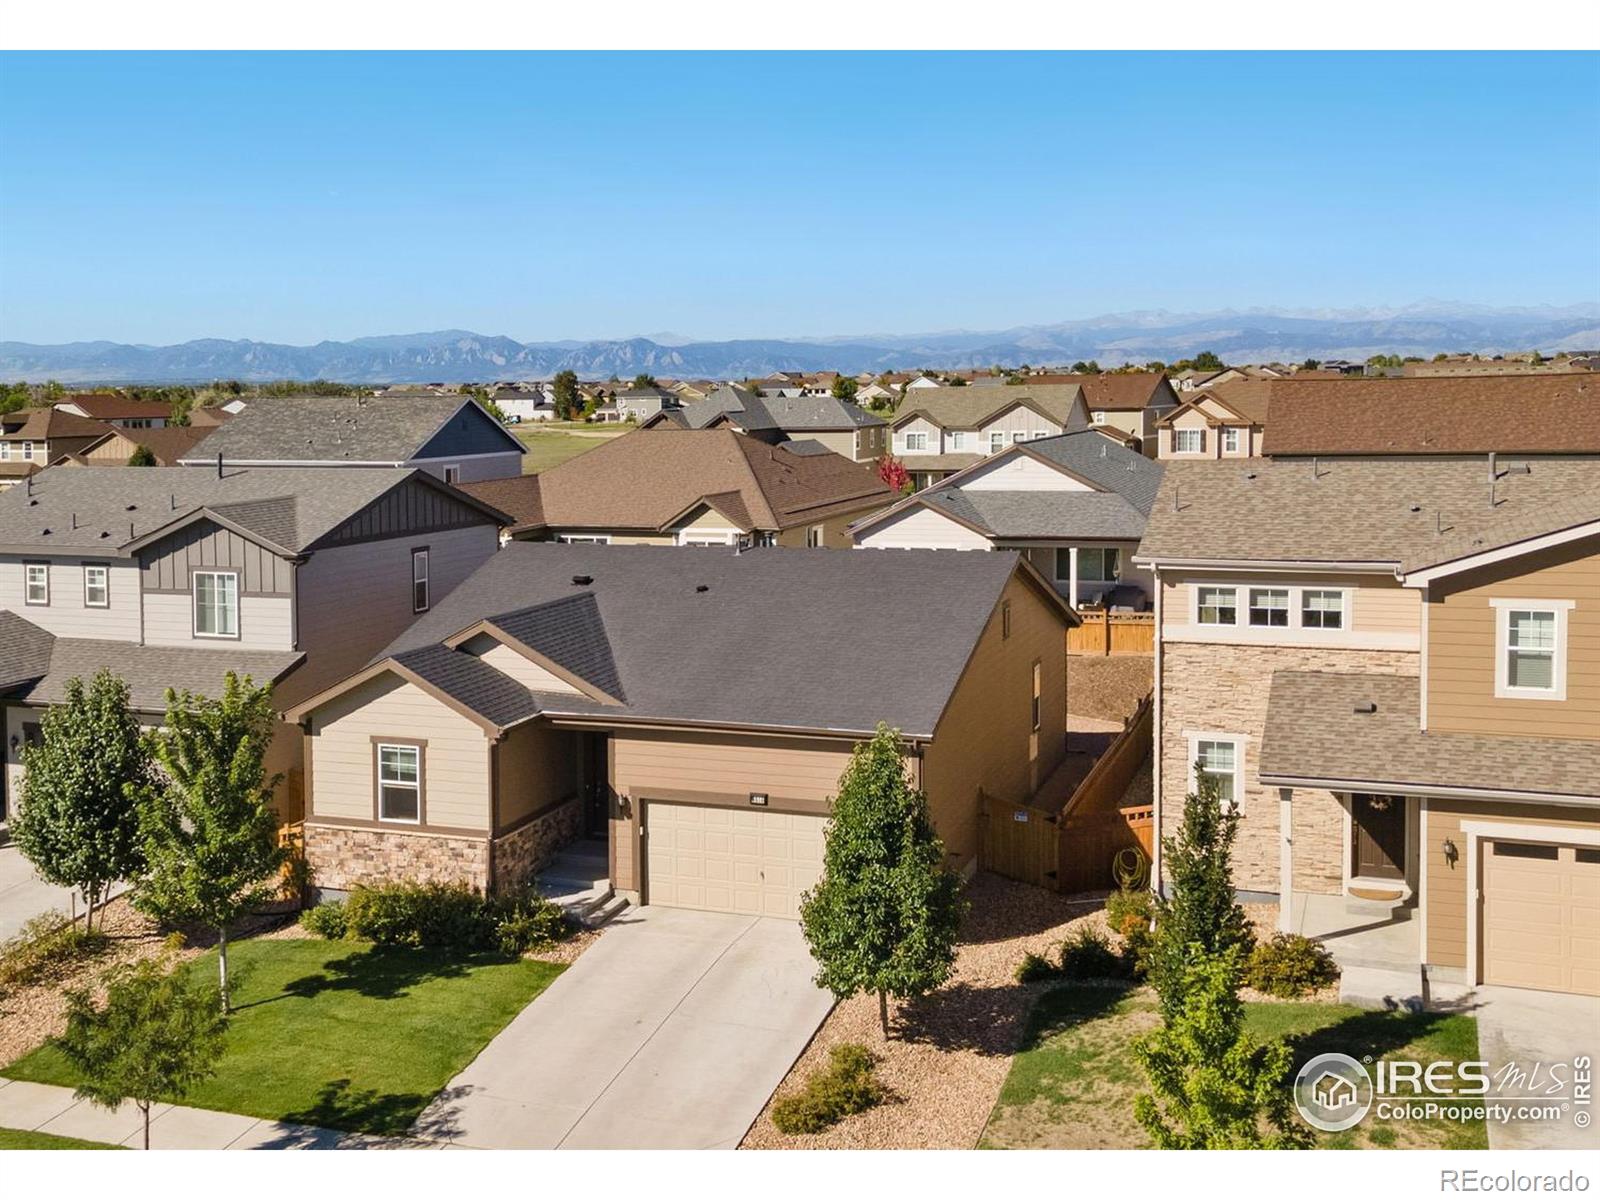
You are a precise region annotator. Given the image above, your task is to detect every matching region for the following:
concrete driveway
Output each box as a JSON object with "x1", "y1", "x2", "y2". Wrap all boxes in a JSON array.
[
  {"x1": 416, "y1": 906, "x2": 834, "y2": 1149},
  {"x1": 0, "y1": 841, "x2": 80, "y2": 943},
  {"x1": 1473, "y1": 986, "x2": 1600, "y2": 1150}
]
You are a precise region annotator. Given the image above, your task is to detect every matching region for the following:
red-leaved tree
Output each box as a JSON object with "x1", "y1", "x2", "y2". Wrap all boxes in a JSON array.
[{"x1": 877, "y1": 453, "x2": 911, "y2": 494}]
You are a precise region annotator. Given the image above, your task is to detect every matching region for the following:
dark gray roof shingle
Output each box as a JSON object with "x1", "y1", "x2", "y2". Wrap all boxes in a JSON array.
[{"x1": 486, "y1": 592, "x2": 625, "y2": 702}]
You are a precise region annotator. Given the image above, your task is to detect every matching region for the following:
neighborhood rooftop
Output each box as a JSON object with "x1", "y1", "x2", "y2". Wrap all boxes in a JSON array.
[
  {"x1": 665, "y1": 385, "x2": 885, "y2": 432},
  {"x1": 891, "y1": 383, "x2": 1088, "y2": 429}
]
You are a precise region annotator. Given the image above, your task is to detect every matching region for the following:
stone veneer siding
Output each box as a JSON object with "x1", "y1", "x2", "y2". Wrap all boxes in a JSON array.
[
  {"x1": 1158, "y1": 642, "x2": 1419, "y2": 895},
  {"x1": 304, "y1": 824, "x2": 489, "y2": 894},
  {"x1": 489, "y1": 797, "x2": 584, "y2": 892}
]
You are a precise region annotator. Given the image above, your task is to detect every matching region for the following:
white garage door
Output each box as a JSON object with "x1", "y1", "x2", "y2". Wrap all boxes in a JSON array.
[
  {"x1": 644, "y1": 801, "x2": 827, "y2": 919},
  {"x1": 1482, "y1": 839, "x2": 1600, "y2": 996}
]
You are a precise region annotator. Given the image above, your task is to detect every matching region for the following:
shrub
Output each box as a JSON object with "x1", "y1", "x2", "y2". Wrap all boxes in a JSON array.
[
  {"x1": 491, "y1": 891, "x2": 574, "y2": 955},
  {"x1": 343, "y1": 881, "x2": 493, "y2": 950},
  {"x1": 0, "y1": 913, "x2": 109, "y2": 991},
  {"x1": 299, "y1": 900, "x2": 349, "y2": 940},
  {"x1": 1245, "y1": 933, "x2": 1340, "y2": 998},
  {"x1": 1058, "y1": 926, "x2": 1129, "y2": 981},
  {"x1": 771, "y1": 1043, "x2": 885, "y2": 1135},
  {"x1": 1105, "y1": 887, "x2": 1156, "y2": 977},
  {"x1": 1015, "y1": 951, "x2": 1058, "y2": 984}
]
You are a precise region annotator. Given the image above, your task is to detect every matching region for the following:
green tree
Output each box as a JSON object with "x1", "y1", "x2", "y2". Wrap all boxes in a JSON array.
[
  {"x1": 12, "y1": 671, "x2": 152, "y2": 932},
  {"x1": 1530, "y1": 350, "x2": 1545, "y2": 365},
  {"x1": 55, "y1": 958, "x2": 229, "y2": 1149},
  {"x1": 1147, "y1": 769, "x2": 1253, "y2": 1019},
  {"x1": 40, "y1": 379, "x2": 66, "y2": 404},
  {"x1": 133, "y1": 674, "x2": 286, "y2": 1012},
  {"x1": 551, "y1": 369, "x2": 581, "y2": 419},
  {"x1": 799, "y1": 725, "x2": 965, "y2": 1038},
  {"x1": 1300, "y1": 358, "x2": 1321, "y2": 371},
  {"x1": 830, "y1": 375, "x2": 859, "y2": 401},
  {"x1": 1133, "y1": 946, "x2": 1308, "y2": 1149},
  {"x1": 0, "y1": 381, "x2": 30, "y2": 414},
  {"x1": 127, "y1": 444, "x2": 158, "y2": 466},
  {"x1": 1191, "y1": 351, "x2": 1224, "y2": 371},
  {"x1": 631, "y1": 373, "x2": 658, "y2": 390}
]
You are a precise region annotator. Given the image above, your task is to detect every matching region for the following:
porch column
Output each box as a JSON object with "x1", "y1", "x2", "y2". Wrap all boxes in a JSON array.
[
  {"x1": 1278, "y1": 786, "x2": 1294, "y2": 933},
  {"x1": 1068, "y1": 545, "x2": 1079, "y2": 608}
]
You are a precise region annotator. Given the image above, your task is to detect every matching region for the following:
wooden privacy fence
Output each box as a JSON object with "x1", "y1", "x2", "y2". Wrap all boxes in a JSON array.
[
  {"x1": 977, "y1": 694, "x2": 1154, "y2": 895},
  {"x1": 1066, "y1": 610, "x2": 1154, "y2": 656}
]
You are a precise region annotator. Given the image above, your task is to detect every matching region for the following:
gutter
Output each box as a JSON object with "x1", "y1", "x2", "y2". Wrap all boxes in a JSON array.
[
  {"x1": 1259, "y1": 773, "x2": 1600, "y2": 808},
  {"x1": 1130, "y1": 555, "x2": 1400, "y2": 574}
]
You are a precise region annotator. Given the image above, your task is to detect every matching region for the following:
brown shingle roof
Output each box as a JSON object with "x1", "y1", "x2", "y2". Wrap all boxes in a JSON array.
[
  {"x1": 84, "y1": 424, "x2": 215, "y2": 465},
  {"x1": 458, "y1": 429, "x2": 894, "y2": 536},
  {"x1": 59, "y1": 394, "x2": 173, "y2": 421},
  {"x1": 1, "y1": 409, "x2": 112, "y2": 441},
  {"x1": 1026, "y1": 372, "x2": 1172, "y2": 412},
  {"x1": 1260, "y1": 671, "x2": 1600, "y2": 801},
  {"x1": 1261, "y1": 374, "x2": 1600, "y2": 456}
]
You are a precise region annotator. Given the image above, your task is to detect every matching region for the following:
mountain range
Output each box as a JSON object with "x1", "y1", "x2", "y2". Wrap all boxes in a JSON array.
[{"x1": 3, "y1": 303, "x2": 1596, "y2": 384}]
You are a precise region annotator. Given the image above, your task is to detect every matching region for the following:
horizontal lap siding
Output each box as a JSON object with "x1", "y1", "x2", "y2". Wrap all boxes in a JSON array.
[
  {"x1": 309, "y1": 675, "x2": 489, "y2": 832},
  {"x1": 469, "y1": 639, "x2": 583, "y2": 695},
  {"x1": 1426, "y1": 537, "x2": 1600, "y2": 740},
  {"x1": 1424, "y1": 800, "x2": 1600, "y2": 968},
  {"x1": 1162, "y1": 573, "x2": 1420, "y2": 644},
  {"x1": 855, "y1": 505, "x2": 993, "y2": 550},
  {"x1": 142, "y1": 591, "x2": 293, "y2": 650},
  {"x1": 497, "y1": 722, "x2": 575, "y2": 830},
  {"x1": 0, "y1": 556, "x2": 141, "y2": 641},
  {"x1": 961, "y1": 454, "x2": 1089, "y2": 492}
]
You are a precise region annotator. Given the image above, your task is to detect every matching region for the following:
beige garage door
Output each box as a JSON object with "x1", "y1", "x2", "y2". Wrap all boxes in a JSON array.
[
  {"x1": 644, "y1": 801, "x2": 827, "y2": 919},
  {"x1": 1482, "y1": 839, "x2": 1600, "y2": 996}
]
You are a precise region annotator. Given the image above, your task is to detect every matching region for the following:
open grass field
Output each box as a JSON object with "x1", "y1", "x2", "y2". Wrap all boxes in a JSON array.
[{"x1": 515, "y1": 424, "x2": 626, "y2": 473}]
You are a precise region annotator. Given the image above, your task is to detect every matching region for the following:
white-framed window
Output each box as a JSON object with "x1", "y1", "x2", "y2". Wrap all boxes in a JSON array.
[
  {"x1": 1493, "y1": 600, "x2": 1571, "y2": 701},
  {"x1": 557, "y1": 534, "x2": 611, "y2": 544},
  {"x1": 1221, "y1": 427, "x2": 1242, "y2": 453},
  {"x1": 83, "y1": 563, "x2": 110, "y2": 608},
  {"x1": 24, "y1": 561, "x2": 49, "y2": 606},
  {"x1": 192, "y1": 571, "x2": 239, "y2": 638},
  {"x1": 442, "y1": 464, "x2": 462, "y2": 484},
  {"x1": 947, "y1": 431, "x2": 966, "y2": 451},
  {"x1": 1012, "y1": 431, "x2": 1028, "y2": 443},
  {"x1": 1195, "y1": 584, "x2": 1238, "y2": 625},
  {"x1": 0, "y1": 442, "x2": 10, "y2": 460},
  {"x1": 1092, "y1": 411, "x2": 1106, "y2": 425},
  {"x1": 1031, "y1": 429, "x2": 1050, "y2": 440},
  {"x1": 989, "y1": 431, "x2": 1005, "y2": 453},
  {"x1": 1248, "y1": 587, "x2": 1290, "y2": 627},
  {"x1": 904, "y1": 431, "x2": 928, "y2": 451},
  {"x1": 807, "y1": 524, "x2": 824, "y2": 548},
  {"x1": 1174, "y1": 428, "x2": 1204, "y2": 454},
  {"x1": 22, "y1": 441, "x2": 34, "y2": 461},
  {"x1": 412, "y1": 548, "x2": 430, "y2": 613},
  {"x1": 376, "y1": 743, "x2": 422, "y2": 824},
  {"x1": 1188, "y1": 732, "x2": 1246, "y2": 810},
  {"x1": 1301, "y1": 589, "x2": 1345, "y2": 629}
]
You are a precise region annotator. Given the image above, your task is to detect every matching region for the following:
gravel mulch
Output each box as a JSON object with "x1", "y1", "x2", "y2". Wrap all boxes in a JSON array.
[
  {"x1": 1065, "y1": 656, "x2": 1152, "y2": 723},
  {"x1": 740, "y1": 873, "x2": 1112, "y2": 1150}
]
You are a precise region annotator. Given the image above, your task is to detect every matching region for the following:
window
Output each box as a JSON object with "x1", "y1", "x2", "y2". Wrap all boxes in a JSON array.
[
  {"x1": 947, "y1": 431, "x2": 965, "y2": 451},
  {"x1": 989, "y1": 431, "x2": 1005, "y2": 453},
  {"x1": 1031, "y1": 430, "x2": 1049, "y2": 440},
  {"x1": 1221, "y1": 427, "x2": 1242, "y2": 453},
  {"x1": 807, "y1": 524, "x2": 824, "y2": 548},
  {"x1": 1195, "y1": 585, "x2": 1237, "y2": 625},
  {"x1": 24, "y1": 562, "x2": 48, "y2": 606},
  {"x1": 1495, "y1": 602, "x2": 1569, "y2": 699},
  {"x1": 1248, "y1": 587, "x2": 1289, "y2": 627},
  {"x1": 1174, "y1": 428, "x2": 1204, "y2": 454},
  {"x1": 1192, "y1": 736, "x2": 1243, "y2": 809},
  {"x1": 22, "y1": 441, "x2": 34, "y2": 461},
  {"x1": 1030, "y1": 661, "x2": 1042, "y2": 732},
  {"x1": 1092, "y1": 411, "x2": 1106, "y2": 424},
  {"x1": 192, "y1": 571, "x2": 238, "y2": 638},
  {"x1": 558, "y1": 534, "x2": 611, "y2": 544},
  {"x1": 1002, "y1": 599, "x2": 1012, "y2": 639},
  {"x1": 1012, "y1": 431, "x2": 1028, "y2": 443},
  {"x1": 1079, "y1": 548, "x2": 1120, "y2": 583},
  {"x1": 83, "y1": 564, "x2": 109, "y2": 608},
  {"x1": 904, "y1": 431, "x2": 928, "y2": 451},
  {"x1": 0, "y1": 442, "x2": 9, "y2": 460},
  {"x1": 412, "y1": 548, "x2": 430, "y2": 613},
  {"x1": 376, "y1": 743, "x2": 422, "y2": 824},
  {"x1": 442, "y1": 464, "x2": 462, "y2": 484},
  {"x1": 1301, "y1": 589, "x2": 1344, "y2": 629}
]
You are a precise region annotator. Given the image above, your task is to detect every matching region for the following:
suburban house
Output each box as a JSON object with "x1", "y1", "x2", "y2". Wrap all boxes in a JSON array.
[
  {"x1": 1, "y1": 408, "x2": 112, "y2": 488},
  {"x1": 53, "y1": 394, "x2": 172, "y2": 429},
  {"x1": 282, "y1": 542, "x2": 1077, "y2": 911},
  {"x1": 58, "y1": 423, "x2": 216, "y2": 467},
  {"x1": 889, "y1": 384, "x2": 1092, "y2": 490},
  {"x1": 1134, "y1": 455, "x2": 1600, "y2": 999},
  {"x1": 985, "y1": 373, "x2": 1177, "y2": 452},
  {"x1": 851, "y1": 430, "x2": 1164, "y2": 610},
  {"x1": 175, "y1": 393, "x2": 526, "y2": 483},
  {"x1": 459, "y1": 428, "x2": 896, "y2": 549},
  {"x1": 640, "y1": 384, "x2": 888, "y2": 462},
  {"x1": 856, "y1": 381, "x2": 898, "y2": 407},
  {"x1": 1156, "y1": 380, "x2": 1271, "y2": 459},
  {"x1": 490, "y1": 386, "x2": 557, "y2": 423},
  {"x1": 593, "y1": 386, "x2": 681, "y2": 424},
  {"x1": 0, "y1": 466, "x2": 508, "y2": 825}
]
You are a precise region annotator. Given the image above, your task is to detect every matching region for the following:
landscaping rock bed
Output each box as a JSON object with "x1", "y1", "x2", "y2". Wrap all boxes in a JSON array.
[
  {"x1": 741, "y1": 872, "x2": 1113, "y2": 1149},
  {"x1": 1065, "y1": 656, "x2": 1152, "y2": 723}
]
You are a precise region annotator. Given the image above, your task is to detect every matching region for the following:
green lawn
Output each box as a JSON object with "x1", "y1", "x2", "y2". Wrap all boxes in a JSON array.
[
  {"x1": 0, "y1": 1127, "x2": 123, "y2": 1150},
  {"x1": 981, "y1": 984, "x2": 1486, "y2": 1150},
  {"x1": 516, "y1": 426, "x2": 622, "y2": 473},
  {"x1": 3, "y1": 938, "x2": 562, "y2": 1137}
]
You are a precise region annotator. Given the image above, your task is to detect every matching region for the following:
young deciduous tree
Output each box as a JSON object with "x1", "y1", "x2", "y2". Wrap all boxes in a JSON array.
[
  {"x1": 799, "y1": 724, "x2": 965, "y2": 1038},
  {"x1": 133, "y1": 673, "x2": 286, "y2": 1012},
  {"x1": 875, "y1": 452, "x2": 911, "y2": 495},
  {"x1": 830, "y1": 375, "x2": 859, "y2": 401},
  {"x1": 631, "y1": 373, "x2": 658, "y2": 390},
  {"x1": 56, "y1": 958, "x2": 229, "y2": 1149},
  {"x1": 551, "y1": 369, "x2": 581, "y2": 419},
  {"x1": 12, "y1": 671, "x2": 152, "y2": 932},
  {"x1": 1133, "y1": 946, "x2": 1308, "y2": 1149},
  {"x1": 1146, "y1": 768, "x2": 1254, "y2": 1019}
]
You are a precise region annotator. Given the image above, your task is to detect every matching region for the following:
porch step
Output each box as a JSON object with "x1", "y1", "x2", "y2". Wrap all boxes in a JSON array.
[
  {"x1": 536, "y1": 841, "x2": 609, "y2": 891},
  {"x1": 1344, "y1": 895, "x2": 1414, "y2": 920}
]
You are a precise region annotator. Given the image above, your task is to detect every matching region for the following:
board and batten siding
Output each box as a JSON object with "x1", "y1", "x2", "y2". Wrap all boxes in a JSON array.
[
  {"x1": 1423, "y1": 798, "x2": 1600, "y2": 969},
  {"x1": 0, "y1": 555, "x2": 142, "y2": 641},
  {"x1": 1425, "y1": 536, "x2": 1600, "y2": 740},
  {"x1": 1160, "y1": 570, "x2": 1420, "y2": 650},
  {"x1": 307, "y1": 673, "x2": 489, "y2": 833},
  {"x1": 139, "y1": 522, "x2": 293, "y2": 595},
  {"x1": 854, "y1": 505, "x2": 993, "y2": 551}
]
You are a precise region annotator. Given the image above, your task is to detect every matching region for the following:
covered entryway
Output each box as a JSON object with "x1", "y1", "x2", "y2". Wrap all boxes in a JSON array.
[
  {"x1": 1351, "y1": 792, "x2": 1407, "y2": 882},
  {"x1": 643, "y1": 800, "x2": 826, "y2": 919},
  {"x1": 1482, "y1": 838, "x2": 1600, "y2": 996}
]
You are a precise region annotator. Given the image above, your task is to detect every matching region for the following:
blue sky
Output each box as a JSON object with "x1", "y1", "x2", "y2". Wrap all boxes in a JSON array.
[{"x1": 1, "y1": 51, "x2": 1596, "y2": 345}]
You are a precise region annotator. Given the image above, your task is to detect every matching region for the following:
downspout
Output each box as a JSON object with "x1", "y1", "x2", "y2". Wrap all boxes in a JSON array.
[{"x1": 1151, "y1": 564, "x2": 1163, "y2": 898}]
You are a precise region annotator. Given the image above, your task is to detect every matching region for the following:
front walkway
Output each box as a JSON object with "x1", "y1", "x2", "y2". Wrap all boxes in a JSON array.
[
  {"x1": 0, "y1": 842, "x2": 78, "y2": 943},
  {"x1": 0, "y1": 1079, "x2": 439, "y2": 1149},
  {"x1": 416, "y1": 906, "x2": 834, "y2": 1149},
  {"x1": 1468, "y1": 986, "x2": 1600, "y2": 1151}
]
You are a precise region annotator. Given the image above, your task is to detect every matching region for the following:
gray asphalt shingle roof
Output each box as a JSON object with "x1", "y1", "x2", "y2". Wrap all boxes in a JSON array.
[
  {"x1": 1260, "y1": 671, "x2": 1600, "y2": 801},
  {"x1": 674, "y1": 386, "x2": 884, "y2": 433},
  {"x1": 359, "y1": 542, "x2": 1050, "y2": 738}
]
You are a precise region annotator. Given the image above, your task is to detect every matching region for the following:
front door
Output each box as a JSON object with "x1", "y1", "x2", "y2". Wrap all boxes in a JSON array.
[
  {"x1": 579, "y1": 733, "x2": 610, "y2": 838},
  {"x1": 1351, "y1": 793, "x2": 1406, "y2": 881}
]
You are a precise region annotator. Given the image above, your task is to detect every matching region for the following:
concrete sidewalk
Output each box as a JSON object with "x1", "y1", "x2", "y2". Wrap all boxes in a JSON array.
[{"x1": 0, "y1": 1079, "x2": 443, "y2": 1149}]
